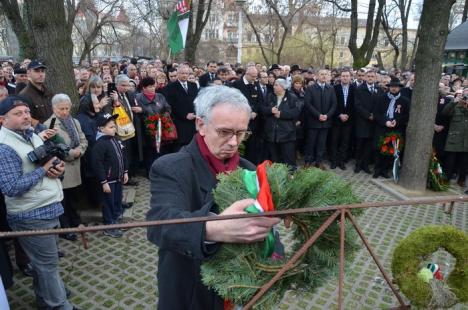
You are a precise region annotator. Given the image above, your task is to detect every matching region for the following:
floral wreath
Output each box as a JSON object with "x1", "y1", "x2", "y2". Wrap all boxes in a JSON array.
[
  {"x1": 201, "y1": 162, "x2": 362, "y2": 309},
  {"x1": 391, "y1": 225, "x2": 468, "y2": 308},
  {"x1": 378, "y1": 131, "x2": 404, "y2": 156}
]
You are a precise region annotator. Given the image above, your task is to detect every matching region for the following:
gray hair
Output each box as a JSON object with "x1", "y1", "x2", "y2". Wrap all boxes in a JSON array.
[
  {"x1": 115, "y1": 74, "x2": 130, "y2": 86},
  {"x1": 275, "y1": 78, "x2": 289, "y2": 90},
  {"x1": 51, "y1": 93, "x2": 72, "y2": 107},
  {"x1": 194, "y1": 86, "x2": 251, "y2": 123}
]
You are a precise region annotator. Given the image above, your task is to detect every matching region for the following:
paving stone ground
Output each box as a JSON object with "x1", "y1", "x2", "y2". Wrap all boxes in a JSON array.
[{"x1": 5, "y1": 163, "x2": 468, "y2": 310}]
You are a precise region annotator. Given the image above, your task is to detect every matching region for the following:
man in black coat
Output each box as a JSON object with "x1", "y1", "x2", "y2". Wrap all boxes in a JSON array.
[
  {"x1": 198, "y1": 61, "x2": 218, "y2": 88},
  {"x1": 331, "y1": 70, "x2": 355, "y2": 170},
  {"x1": 146, "y1": 86, "x2": 279, "y2": 310},
  {"x1": 353, "y1": 70, "x2": 383, "y2": 173},
  {"x1": 303, "y1": 69, "x2": 337, "y2": 169},
  {"x1": 372, "y1": 77, "x2": 410, "y2": 178},
  {"x1": 231, "y1": 66, "x2": 263, "y2": 164},
  {"x1": 165, "y1": 65, "x2": 199, "y2": 149}
]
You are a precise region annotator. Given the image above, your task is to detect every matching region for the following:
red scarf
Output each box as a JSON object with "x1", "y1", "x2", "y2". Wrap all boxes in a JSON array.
[
  {"x1": 195, "y1": 133, "x2": 240, "y2": 176},
  {"x1": 143, "y1": 92, "x2": 156, "y2": 102}
]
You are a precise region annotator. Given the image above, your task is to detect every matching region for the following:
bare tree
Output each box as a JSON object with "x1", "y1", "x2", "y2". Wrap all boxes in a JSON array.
[
  {"x1": 184, "y1": 0, "x2": 214, "y2": 64},
  {"x1": 399, "y1": 0, "x2": 456, "y2": 191},
  {"x1": 463, "y1": 0, "x2": 468, "y2": 22},
  {"x1": 74, "y1": 0, "x2": 121, "y2": 64},
  {"x1": 243, "y1": 0, "x2": 320, "y2": 66},
  {"x1": 0, "y1": 0, "x2": 79, "y2": 104},
  {"x1": 381, "y1": 3, "x2": 401, "y2": 69}
]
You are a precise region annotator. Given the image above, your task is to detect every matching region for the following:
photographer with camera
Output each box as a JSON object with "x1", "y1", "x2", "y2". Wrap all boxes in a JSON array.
[
  {"x1": 442, "y1": 88, "x2": 468, "y2": 188},
  {"x1": 44, "y1": 94, "x2": 88, "y2": 242},
  {"x1": 0, "y1": 96, "x2": 77, "y2": 310}
]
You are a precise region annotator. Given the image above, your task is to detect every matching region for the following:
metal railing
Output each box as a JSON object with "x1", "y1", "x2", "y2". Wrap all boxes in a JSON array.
[{"x1": 1, "y1": 195, "x2": 467, "y2": 310}]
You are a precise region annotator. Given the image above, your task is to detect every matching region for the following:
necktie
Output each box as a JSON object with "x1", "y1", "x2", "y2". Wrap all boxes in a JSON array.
[
  {"x1": 370, "y1": 86, "x2": 374, "y2": 93},
  {"x1": 182, "y1": 83, "x2": 188, "y2": 93}
]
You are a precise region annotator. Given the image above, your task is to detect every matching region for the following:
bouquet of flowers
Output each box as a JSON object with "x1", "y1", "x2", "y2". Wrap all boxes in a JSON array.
[
  {"x1": 144, "y1": 112, "x2": 178, "y2": 152},
  {"x1": 378, "y1": 131, "x2": 404, "y2": 156}
]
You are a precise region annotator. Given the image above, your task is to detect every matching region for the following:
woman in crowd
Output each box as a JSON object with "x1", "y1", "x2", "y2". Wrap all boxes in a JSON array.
[
  {"x1": 260, "y1": 78, "x2": 300, "y2": 169},
  {"x1": 76, "y1": 79, "x2": 107, "y2": 210},
  {"x1": 267, "y1": 72, "x2": 276, "y2": 93},
  {"x1": 44, "y1": 94, "x2": 88, "y2": 241},
  {"x1": 291, "y1": 75, "x2": 306, "y2": 157},
  {"x1": 80, "y1": 76, "x2": 111, "y2": 114},
  {"x1": 442, "y1": 89, "x2": 468, "y2": 187},
  {"x1": 135, "y1": 77, "x2": 174, "y2": 174}
]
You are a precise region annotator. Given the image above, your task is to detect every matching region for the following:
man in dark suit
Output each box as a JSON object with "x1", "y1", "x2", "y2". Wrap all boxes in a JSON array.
[
  {"x1": 353, "y1": 70, "x2": 383, "y2": 173},
  {"x1": 231, "y1": 66, "x2": 263, "y2": 164},
  {"x1": 165, "y1": 65, "x2": 199, "y2": 149},
  {"x1": 331, "y1": 69, "x2": 355, "y2": 170},
  {"x1": 146, "y1": 86, "x2": 279, "y2": 310},
  {"x1": 198, "y1": 61, "x2": 218, "y2": 88},
  {"x1": 303, "y1": 69, "x2": 337, "y2": 169},
  {"x1": 372, "y1": 77, "x2": 410, "y2": 178}
]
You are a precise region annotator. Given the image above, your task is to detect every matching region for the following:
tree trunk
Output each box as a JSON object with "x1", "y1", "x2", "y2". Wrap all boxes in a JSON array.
[
  {"x1": 376, "y1": 51, "x2": 385, "y2": 70},
  {"x1": 399, "y1": 0, "x2": 456, "y2": 191},
  {"x1": 463, "y1": 0, "x2": 468, "y2": 23},
  {"x1": 0, "y1": 0, "x2": 36, "y2": 58},
  {"x1": 24, "y1": 0, "x2": 79, "y2": 107},
  {"x1": 184, "y1": 0, "x2": 213, "y2": 64}
]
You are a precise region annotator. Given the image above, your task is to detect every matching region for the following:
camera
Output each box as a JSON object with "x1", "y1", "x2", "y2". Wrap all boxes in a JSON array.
[{"x1": 27, "y1": 140, "x2": 70, "y2": 166}]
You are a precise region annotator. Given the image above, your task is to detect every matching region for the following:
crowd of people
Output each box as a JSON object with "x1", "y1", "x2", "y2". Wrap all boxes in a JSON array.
[{"x1": 0, "y1": 56, "x2": 467, "y2": 309}]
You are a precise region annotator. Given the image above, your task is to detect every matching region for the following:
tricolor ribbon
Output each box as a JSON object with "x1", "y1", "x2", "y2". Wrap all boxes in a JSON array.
[{"x1": 242, "y1": 161, "x2": 279, "y2": 259}]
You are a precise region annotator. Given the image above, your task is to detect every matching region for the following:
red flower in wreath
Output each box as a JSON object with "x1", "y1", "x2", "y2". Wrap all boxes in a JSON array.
[{"x1": 148, "y1": 123, "x2": 156, "y2": 130}]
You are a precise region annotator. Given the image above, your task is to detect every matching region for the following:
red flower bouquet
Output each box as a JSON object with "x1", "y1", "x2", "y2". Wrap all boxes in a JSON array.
[{"x1": 378, "y1": 131, "x2": 404, "y2": 156}]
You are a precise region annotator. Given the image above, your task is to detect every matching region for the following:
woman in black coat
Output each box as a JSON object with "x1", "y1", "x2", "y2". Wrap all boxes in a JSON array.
[
  {"x1": 136, "y1": 77, "x2": 175, "y2": 174},
  {"x1": 259, "y1": 78, "x2": 300, "y2": 169}
]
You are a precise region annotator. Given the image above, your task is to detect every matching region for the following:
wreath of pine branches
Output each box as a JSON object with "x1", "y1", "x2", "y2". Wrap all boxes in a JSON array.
[{"x1": 201, "y1": 164, "x2": 363, "y2": 309}]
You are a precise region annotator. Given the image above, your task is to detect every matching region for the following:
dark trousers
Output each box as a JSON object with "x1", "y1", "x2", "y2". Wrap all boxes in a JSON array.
[
  {"x1": 100, "y1": 182, "x2": 123, "y2": 225},
  {"x1": 305, "y1": 128, "x2": 328, "y2": 164},
  {"x1": 374, "y1": 153, "x2": 392, "y2": 174},
  {"x1": 245, "y1": 132, "x2": 263, "y2": 165},
  {"x1": 268, "y1": 141, "x2": 296, "y2": 168},
  {"x1": 143, "y1": 143, "x2": 176, "y2": 176},
  {"x1": 355, "y1": 137, "x2": 373, "y2": 169},
  {"x1": 60, "y1": 187, "x2": 82, "y2": 228},
  {"x1": 445, "y1": 151, "x2": 468, "y2": 182},
  {"x1": 331, "y1": 122, "x2": 352, "y2": 164},
  {"x1": 122, "y1": 138, "x2": 138, "y2": 177}
]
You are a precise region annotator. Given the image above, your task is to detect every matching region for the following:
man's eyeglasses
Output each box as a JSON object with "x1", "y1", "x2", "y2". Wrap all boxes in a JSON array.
[{"x1": 215, "y1": 128, "x2": 251, "y2": 141}]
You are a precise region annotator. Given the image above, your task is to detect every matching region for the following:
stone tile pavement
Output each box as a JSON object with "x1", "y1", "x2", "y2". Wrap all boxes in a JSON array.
[{"x1": 5, "y1": 164, "x2": 468, "y2": 310}]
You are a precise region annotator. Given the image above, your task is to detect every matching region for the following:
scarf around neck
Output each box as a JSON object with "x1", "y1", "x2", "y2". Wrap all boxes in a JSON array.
[
  {"x1": 58, "y1": 116, "x2": 80, "y2": 148},
  {"x1": 386, "y1": 92, "x2": 401, "y2": 119},
  {"x1": 143, "y1": 92, "x2": 156, "y2": 102},
  {"x1": 195, "y1": 133, "x2": 240, "y2": 176}
]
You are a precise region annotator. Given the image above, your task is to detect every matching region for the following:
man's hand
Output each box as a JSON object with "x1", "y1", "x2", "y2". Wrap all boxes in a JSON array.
[
  {"x1": 319, "y1": 114, "x2": 327, "y2": 121},
  {"x1": 186, "y1": 113, "x2": 196, "y2": 120},
  {"x1": 111, "y1": 91, "x2": 120, "y2": 106},
  {"x1": 38, "y1": 129, "x2": 57, "y2": 141},
  {"x1": 69, "y1": 148, "x2": 81, "y2": 159},
  {"x1": 205, "y1": 199, "x2": 281, "y2": 243},
  {"x1": 123, "y1": 172, "x2": 129, "y2": 184},
  {"x1": 339, "y1": 114, "x2": 349, "y2": 122},
  {"x1": 102, "y1": 183, "x2": 111, "y2": 193},
  {"x1": 434, "y1": 124, "x2": 444, "y2": 133},
  {"x1": 131, "y1": 106, "x2": 143, "y2": 113},
  {"x1": 43, "y1": 157, "x2": 65, "y2": 178}
]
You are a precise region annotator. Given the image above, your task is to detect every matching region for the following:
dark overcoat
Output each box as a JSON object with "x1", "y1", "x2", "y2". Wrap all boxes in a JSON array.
[
  {"x1": 303, "y1": 83, "x2": 337, "y2": 129},
  {"x1": 164, "y1": 81, "x2": 198, "y2": 145},
  {"x1": 259, "y1": 91, "x2": 300, "y2": 143},
  {"x1": 146, "y1": 139, "x2": 254, "y2": 310},
  {"x1": 373, "y1": 92, "x2": 410, "y2": 142},
  {"x1": 353, "y1": 83, "x2": 383, "y2": 138}
]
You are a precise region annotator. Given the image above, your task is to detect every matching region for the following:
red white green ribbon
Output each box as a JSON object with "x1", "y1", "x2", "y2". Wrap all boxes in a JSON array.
[{"x1": 242, "y1": 161, "x2": 276, "y2": 258}]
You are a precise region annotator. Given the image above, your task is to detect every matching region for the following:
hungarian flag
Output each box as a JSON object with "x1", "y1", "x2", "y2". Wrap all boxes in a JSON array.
[{"x1": 167, "y1": 0, "x2": 190, "y2": 54}]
